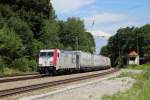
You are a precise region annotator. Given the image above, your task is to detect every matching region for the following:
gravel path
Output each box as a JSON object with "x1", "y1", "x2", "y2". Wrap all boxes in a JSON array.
[{"x1": 21, "y1": 71, "x2": 135, "y2": 100}]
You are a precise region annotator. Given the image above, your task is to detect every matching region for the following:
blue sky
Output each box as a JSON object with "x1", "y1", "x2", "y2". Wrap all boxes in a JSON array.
[{"x1": 51, "y1": 0, "x2": 150, "y2": 53}]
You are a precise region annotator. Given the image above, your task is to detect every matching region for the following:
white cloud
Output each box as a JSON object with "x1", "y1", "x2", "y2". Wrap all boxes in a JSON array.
[
  {"x1": 84, "y1": 13, "x2": 126, "y2": 25},
  {"x1": 83, "y1": 13, "x2": 127, "y2": 39},
  {"x1": 88, "y1": 30, "x2": 112, "y2": 39},
  {"x1": 51, "y1": 0, "x2": 95, "y2": 13},
  {"x1": 83, "y1": 13, "x2": 135, "y2": 37}
]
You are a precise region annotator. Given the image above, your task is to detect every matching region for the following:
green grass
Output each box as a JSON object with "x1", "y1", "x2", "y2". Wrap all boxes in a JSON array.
[
  {"x1": 0, "y1": 67, "x2": 35, "y2": 76},
  {"x1": 128, "y1": 63, "x2": 150, "y2": 70},
  {"x1": 102, "y1": 64, "x2": 150, "y2": 100}
]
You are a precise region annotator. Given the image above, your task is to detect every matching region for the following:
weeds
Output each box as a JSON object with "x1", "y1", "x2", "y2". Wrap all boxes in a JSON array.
[{"x1": 102, "y1": 64, "x2": 150, "y2": 100}]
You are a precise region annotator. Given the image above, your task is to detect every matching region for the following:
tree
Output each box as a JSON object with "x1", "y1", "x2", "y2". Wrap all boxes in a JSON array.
[
  {"x1": 59, "y1": 17, "x2": 95, "y2": 53},
  {"x1": 100, "y1": 46, "x2": 109, "y2": 56},
  {"x1": 100, "y1": 24, "x2": 150, "y2": 67},
  {"x1": 0, "y1": 27, "x2": 25, "y2": 64},
  {"x1": 59, "y1": 17, "x2": 84, "y2": 50},
  {"x1": 84, "y1": 32, "x2": 95, "y2": 53},
  {"x1": 0, "y1": 0, "x2": 56, "y2": 39},
  {"x1": 14, "y1": 0, "x2": 56, "y2": 38},
  {"x1": 7, "y1": 17, "x2": 33, "y2": 44},
  {"x1": 39, "y1": 20, "x2": 60, "y2": 48}
]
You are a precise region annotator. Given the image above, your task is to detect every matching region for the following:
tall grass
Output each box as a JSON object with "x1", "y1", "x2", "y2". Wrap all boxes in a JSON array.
[
  {"x1": 102, "y1": 63, "x2": 150, "y2": 100},
  {"x1": 128, "y1": 63, "x2": 150, "y2": 70}
]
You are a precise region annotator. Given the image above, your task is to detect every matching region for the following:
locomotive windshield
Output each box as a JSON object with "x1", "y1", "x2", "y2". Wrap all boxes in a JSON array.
[
  {"x1": 47, "y1": 52, "x2": 54, "y2": 57},
  {"x1": 39, "y1": 52, "x2": 46, "y2": 57},
  {"x1": 40, "y1": 52, "x2": 54, "y2": 57}
]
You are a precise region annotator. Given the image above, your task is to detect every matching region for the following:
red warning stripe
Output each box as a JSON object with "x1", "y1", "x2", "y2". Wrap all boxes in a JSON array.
[{"x1": 53, "y1": 49, "x2": 58, "y2": 66}]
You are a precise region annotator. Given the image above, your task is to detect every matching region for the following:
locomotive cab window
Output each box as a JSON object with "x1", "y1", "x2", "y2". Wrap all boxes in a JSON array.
[
  {"x1": 40, "y1": 52, "x2": 47, "y2": 57},
  {"x1": 40, "y1": 52, "x2": 53, "y2": 57},
  {"x1": 47, "y1": 52, "x2": 54, "y2": 57}
]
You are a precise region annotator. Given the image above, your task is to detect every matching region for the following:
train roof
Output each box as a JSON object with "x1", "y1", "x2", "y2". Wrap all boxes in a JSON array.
[
  {"x1": 39, "y1": 49, "x2": 109, "y2": 58},
  {"x1": 40, "y1": 49, "x2": 61, "y2": 53},
  {"x1": 40, "y1": 49, "x2": 54, "y2": 52},
  {"x1": 72, "y1": 51, "x2": 108, "y2": 57}
]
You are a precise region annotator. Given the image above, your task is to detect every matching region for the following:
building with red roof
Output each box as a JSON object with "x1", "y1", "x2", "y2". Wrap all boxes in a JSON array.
[{"x1": 128, "y1": 51, "x2": 139, "y2": 65}]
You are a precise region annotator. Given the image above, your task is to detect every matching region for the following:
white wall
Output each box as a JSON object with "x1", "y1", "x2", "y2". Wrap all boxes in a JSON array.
[{"x1": 128, "y1": 56, "x2": 139, "y2": 65}]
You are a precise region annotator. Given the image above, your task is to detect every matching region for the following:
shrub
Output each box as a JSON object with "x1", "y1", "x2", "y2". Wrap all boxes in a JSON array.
[
  {"x1": 0, "y1": 56, "x2": 6, "y2": 72},
  {"x1": 11, "y1": 58, "x2": 37, "y2": 72},
  {"x1": 29, "y1": 60, "x2": 37, "y2": 71},
  {"x1": 0, "y1": 27, "x2": 25, "y2": 63},
  {"x1": 0, "y1": 67, "x2": 20, "y2": 75},
  {"x1": 11, "y1": 58, "x2": 31, "y2": 72}
]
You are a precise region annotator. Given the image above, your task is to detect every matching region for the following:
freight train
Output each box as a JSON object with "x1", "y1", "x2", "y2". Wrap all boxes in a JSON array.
[{"x1": 37, "y1": 49, "x2": 111, "y2": 74}]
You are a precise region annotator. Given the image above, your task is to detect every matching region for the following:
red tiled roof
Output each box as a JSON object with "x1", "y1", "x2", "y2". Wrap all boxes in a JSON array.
[{"x1": 128, "y1": 51, "x2": 138, "y2": 57}]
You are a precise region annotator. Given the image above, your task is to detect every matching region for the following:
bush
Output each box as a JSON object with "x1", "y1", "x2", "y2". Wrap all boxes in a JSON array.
[
  {"x1": 0, "y1": 27, "x2": 25, "y2": 63},
  {"x1": 0, "y1": 67, "x2": 21, "y2": 75},
  {"x1": 11, "y1": 58, "x2": 32, "y2": 72},
  {"x1": 29, "y1": 60, "x2": 37, "y2": 71},
  {"x1": 11, "y1": 58, "x2": 37, "y2": 72},
  {"x1": 0, "y1": 56, "x2": 6, "y2": 71}
]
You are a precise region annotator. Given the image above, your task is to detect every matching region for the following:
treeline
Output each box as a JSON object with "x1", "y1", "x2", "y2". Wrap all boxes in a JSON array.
[
  {"x1": 100, "y1": 24, "x2": 150, "y2": 67},
  {"x1": 0, "y1": 0, "x2": 95, "y2": 73}
]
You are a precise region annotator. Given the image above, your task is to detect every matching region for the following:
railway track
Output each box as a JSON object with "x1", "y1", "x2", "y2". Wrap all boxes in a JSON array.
[
  {"x1": 0, "y1": 68, "x2": 119, "y2": 98},
  {"x1": 0, "y1": 73, "x2": 38, "y2": 78},
  {"x1": 0, "y1": 74, "x2": 43, "y2": 83}
]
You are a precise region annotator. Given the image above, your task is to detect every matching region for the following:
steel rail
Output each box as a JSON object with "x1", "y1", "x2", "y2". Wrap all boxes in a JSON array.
[
  {"x1": 0, "y1": 73, "x2": 38, "y2": 78},
  {"x1": 0, "y1": 74, "x2": 43, "y2": 83}
]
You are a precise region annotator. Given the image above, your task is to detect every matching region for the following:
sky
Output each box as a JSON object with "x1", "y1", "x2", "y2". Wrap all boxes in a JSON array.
[{"x1": 51, "y1": 0, "x2": 150, "y2": 53}]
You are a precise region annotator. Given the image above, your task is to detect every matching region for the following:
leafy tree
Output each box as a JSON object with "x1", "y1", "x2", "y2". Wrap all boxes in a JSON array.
[
  {"x1": 100, "y1": 46, "x2": 109, "y2": 56},
  {"x1": 0, "y1": 0, "x2": 56, "y2": 38},
  {"x1": 0, "y1": 4, "x2": 14, "y2": 18},
  {"x1": 59, "y1": 17, "x2": 84, "y2": 50},
  {"x1": 0, "y1": 27, "x2": 25, "y2": 64},
  {"x1": 59, "y1": 17, "x2": 95, "y2": 53},
  {"x1": 7, "y1": 17, "x2": 33, "y2": 44},
  {"x1": 85, "y1": 32, "x2": 95, "y2": 53},
  {"x1": 39, "y1": 20, "x2": 60, "y2": 48},
  {"x1": 30, "y1": 39, "x2": 46, "y2": 58},
  {"x1": 100, "y1": 24, "x2": 150, "y2": 67},
  {"x1": 14, "y1": 0, "x2": 56, "y2": 38}
]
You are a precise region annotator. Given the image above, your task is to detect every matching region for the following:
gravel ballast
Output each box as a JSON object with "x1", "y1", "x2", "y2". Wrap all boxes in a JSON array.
[
  {"x1": 21, "y1": 71, "x2": 135, "y2": 100},
  {"x1": 0, "y1": 69, "x2": 114, "y2": 91}
]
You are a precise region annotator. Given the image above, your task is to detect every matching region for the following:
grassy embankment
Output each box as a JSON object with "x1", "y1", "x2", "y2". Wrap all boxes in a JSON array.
[
  {"x1": 0, "y1": 67, "x2": 36, "y2": 76},
  {"x1": 102, "y1": 63, "x2": 150, "y2": 100}
]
